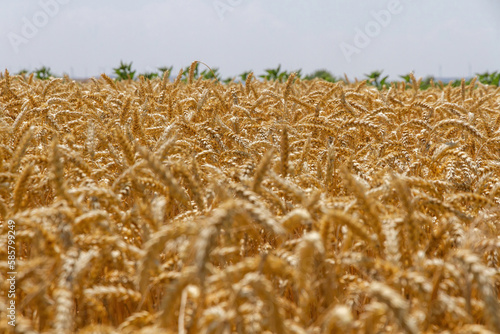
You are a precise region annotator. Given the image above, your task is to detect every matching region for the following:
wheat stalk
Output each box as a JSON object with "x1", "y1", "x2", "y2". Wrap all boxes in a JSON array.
[{"x1": 1, "y1": 71, "x2": 499, "y2": 333}]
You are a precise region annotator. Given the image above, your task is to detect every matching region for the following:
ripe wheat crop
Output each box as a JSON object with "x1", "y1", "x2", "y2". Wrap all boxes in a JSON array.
[{"x1": 1, "y1": 67, "x2": 500, "y2": 333}]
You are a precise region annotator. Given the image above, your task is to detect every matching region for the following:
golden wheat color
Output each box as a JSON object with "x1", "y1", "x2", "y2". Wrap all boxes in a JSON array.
[{"x1": 0, "y1": 69, "x2": 499, "y2": 333}]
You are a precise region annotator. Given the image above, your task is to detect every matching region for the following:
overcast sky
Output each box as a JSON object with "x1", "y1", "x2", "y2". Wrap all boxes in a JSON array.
[{"x1": 1, "y1": 0, "x2": 499, "y2": 80}]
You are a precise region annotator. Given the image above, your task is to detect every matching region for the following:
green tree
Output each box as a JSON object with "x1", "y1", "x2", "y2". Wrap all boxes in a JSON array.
[
  {"x1": 113, "y1": 61, "x2": 136, "y2": 80},
  {"x1": 139, "y1": 72, "x2": 159, "y2": 80},
  {"x1": 305, "y1": 69, "x2": 336, "y2": 82},
  {"x1": 259, "y1": 64, "x2": 288, "y2": 82},
  {"x1": 365, "y1": 70, "x2": 388, "y2": 89},
  {"x1": 16, "y1": 69, "x2": 29, "y2": 76},
  {"x1": 34, "y1": 66, "x2": 55, "y2": 80},
  {"x1": 477, "y1": 71, "x2": 500, "y2": 86},
  {"x1": 419, "y1": 76, "x2": 435, "y2": 90},
  {"x1": 239, "y1": 70, "x2": 253, "y2": 82},
  {"x1": 200, "y1": 67, "x2": 221, "y2": 80},
  {"x1": 158, "y1": 66, "x2": 173, "y2": 79}
]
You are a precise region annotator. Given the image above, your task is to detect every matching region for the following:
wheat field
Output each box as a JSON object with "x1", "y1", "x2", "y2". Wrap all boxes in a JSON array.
[{"x1": 1, "y1": 66, "x2": 500, "y2": 333}]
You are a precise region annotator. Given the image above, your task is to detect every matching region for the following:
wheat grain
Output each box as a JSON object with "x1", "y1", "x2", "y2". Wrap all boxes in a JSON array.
[{"x1": 1, "y1": 71, "x2": 499, "y2": 333}]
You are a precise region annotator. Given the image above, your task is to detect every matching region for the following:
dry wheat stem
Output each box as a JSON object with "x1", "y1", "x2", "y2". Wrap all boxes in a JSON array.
[{"x1": 1, "y1": 70, "x2": 499, "y2": 333}]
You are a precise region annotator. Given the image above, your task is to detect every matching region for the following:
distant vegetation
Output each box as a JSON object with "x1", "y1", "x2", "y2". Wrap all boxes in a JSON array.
[{"x1": 12, "y1": 62, "x2": 500, "y2": 88}]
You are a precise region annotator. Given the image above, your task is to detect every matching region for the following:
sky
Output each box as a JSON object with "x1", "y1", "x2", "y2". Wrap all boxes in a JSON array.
[{"x1": 1, "y1": 0, "x2": 499, "y2": 80}]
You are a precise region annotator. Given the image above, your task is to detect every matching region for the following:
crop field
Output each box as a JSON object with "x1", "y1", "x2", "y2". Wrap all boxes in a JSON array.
[{"x1": 1, "y1": 66, "x2": 500, "y2": 333}]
